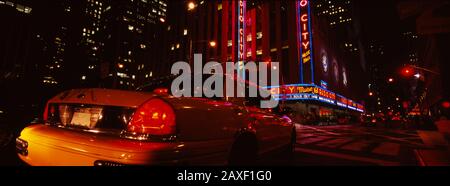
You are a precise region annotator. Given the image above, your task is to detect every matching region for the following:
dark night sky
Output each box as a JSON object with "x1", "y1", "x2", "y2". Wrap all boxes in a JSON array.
[{"x1": 358, "y1": 0, "x2": 405, "y2": 67}]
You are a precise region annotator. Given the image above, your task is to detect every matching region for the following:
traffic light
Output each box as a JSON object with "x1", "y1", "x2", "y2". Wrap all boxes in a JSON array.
[
  {"x1": 401, "y1": 66, "x2": 414, "y2": 77},
  {"x1": 443, "y1": 101, "x2": 450, "y2": 109}
]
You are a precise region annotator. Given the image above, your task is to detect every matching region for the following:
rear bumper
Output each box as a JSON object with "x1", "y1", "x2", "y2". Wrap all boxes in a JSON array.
[
  {"x1": 16, "y1": 125, "x2": 184, "y2": 166},
  {"x1": 17, "y1": 124, "x2": 232, "y2": 166}
]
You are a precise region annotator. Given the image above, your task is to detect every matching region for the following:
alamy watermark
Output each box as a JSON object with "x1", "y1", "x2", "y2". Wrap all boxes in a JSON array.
[{"x1": 170, "y1": 53, "x2": 280, "y2": 108}]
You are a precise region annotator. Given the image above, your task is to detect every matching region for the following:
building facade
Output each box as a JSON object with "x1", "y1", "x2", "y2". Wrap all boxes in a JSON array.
[
  {"x1": 167, "y1": 0, "x2": 367, "y2": 123},
  {"x1": 75, "y1": 0, "x2": 169, "y2": 89}
]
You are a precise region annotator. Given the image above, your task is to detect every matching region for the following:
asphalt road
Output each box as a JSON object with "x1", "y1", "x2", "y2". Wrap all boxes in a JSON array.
[
  {"x1": 291, "y1": 124, "x2": 429, "y2": 165},
  {"x1": 0, "y1": 123, "x2": 434, "y2": 166}
]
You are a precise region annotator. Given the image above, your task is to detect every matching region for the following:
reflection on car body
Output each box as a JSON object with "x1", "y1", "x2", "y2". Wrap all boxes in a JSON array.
[{"x1": 16, "y1": 74, "x2": 296, "y2": 166}]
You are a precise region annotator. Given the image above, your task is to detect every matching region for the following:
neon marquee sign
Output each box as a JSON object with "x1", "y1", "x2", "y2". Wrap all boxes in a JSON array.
[
  {"x1": 267, "y1": 84, "x2": 364, "y2": 112},
  {"x1": 336, "y1": 94, "x2": 348, "y2": 108},
  {"x1": 356, "y1": 104, "x2": 365, "y2": 112},
  {"x1": 347, "y1": 99, "x2": 357, "y2": 110},
  {"x1": 268, "y1": 84, "x2": 335, "y2": 104}
]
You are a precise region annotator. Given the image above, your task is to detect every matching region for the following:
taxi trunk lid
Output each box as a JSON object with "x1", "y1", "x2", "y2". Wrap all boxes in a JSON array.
[{"x1": 44, "y1": 88, "x2": 154, "y2": 131}]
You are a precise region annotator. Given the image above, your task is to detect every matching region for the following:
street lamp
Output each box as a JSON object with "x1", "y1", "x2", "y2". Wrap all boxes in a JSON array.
[
  {"x1": 414, "y1": 73, "x2": 421, "y2": 79},
  {"x1": 188, "y1": 2, "x2": 196, "y2": 11},
  {"x1": 188, "y1": 39, "x2": 217, "y2": 66},
  {"x1": 400, "y1": 66, "x2": 414, "y2": 77},
  {"x1": 209, "y1": 41, "x2": 217, "y2": 48},
  {"x1": 388, "y1": 78, "x2": 394, "y2": 83}
]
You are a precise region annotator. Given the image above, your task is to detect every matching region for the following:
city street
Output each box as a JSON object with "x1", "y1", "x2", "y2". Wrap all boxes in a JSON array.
[
  {"x1": 292, "y1": 124, "x2": 429, "y2": 166},
  {"x1": 2, "y1": 122, "x2": 447, "y2": 166}
]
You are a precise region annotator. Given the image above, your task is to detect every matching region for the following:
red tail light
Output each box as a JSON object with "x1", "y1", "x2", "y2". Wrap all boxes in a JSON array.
[{"x1": 127, "y1": 99, "x2": 176, "y2": 136}]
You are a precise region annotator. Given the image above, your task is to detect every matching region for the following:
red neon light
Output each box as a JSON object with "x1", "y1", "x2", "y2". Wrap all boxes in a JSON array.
[
  {"x1": 301, "y1": 14, "x2": 308, "y2": 22},
  {"x1": 442, "y1": 101, "x2": 450, "y2": 109},
  {"x1": 338, "y1": 96, "x2": 348, "y2": 105},
  {"x1": 269, "y1": 85, "x2": 336, "y2": 101},
  {"x1": 315, "y1": 87, "x2": 336, "y2": 100},
  {"x1": 154, "y1": 88, "x2": 169, "y2": 94},
  {"x1": 238, "y1": 0, "x2": 245, "y2": 61},
  {"x1": 299, "y1": 0, "x2": 311, "y2": 63},
  {"x1": 300, "y1": 0, "x2": 308, "y2": 7}
]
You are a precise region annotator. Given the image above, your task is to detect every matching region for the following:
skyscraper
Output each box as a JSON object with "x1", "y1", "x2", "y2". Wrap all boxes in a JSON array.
[
  {"x1": 74, "y1": 0, "x2": 169, "y2": 89},
  {"x1": 0, "y1": 0, "x2": 34, "y2": 82},
  {"x1": 315, "y1": 0, "x2": 353, "y2": 27}
]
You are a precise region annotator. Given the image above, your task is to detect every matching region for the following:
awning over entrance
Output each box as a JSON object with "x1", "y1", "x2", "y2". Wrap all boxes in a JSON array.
[{"x1": 267, "y1": 84, "x2": 365, "y2": 113}]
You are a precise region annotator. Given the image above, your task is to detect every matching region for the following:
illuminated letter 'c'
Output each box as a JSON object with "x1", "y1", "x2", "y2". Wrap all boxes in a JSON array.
[{"x1": 301, "y1": 14, "x2": 308, "y2": 22}]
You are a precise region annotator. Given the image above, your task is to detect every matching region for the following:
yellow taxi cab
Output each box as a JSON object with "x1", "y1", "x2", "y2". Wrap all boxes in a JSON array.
[{"x1": 16, "y1": 75, "x2": 296, "y2": 166}]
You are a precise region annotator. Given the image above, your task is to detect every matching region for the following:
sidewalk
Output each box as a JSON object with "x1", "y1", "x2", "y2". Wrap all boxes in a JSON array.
[
  {"x1": 415, "y1": 130, "x2": 450, "y2": 166},
  {"x1": 415, "y1": 149, "x2": 450, "y2": 166}
]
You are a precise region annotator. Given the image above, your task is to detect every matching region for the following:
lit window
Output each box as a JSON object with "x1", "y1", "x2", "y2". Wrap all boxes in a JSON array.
[
  {"x1": 256, "y1": 32, "x2": 262, "y2": 39},
  {"x1": 183, "y1": 29, "x2": 188, "y2": 36},
  {"x1": 24, "y1": 7, "x2": 32, "y2": 14}
]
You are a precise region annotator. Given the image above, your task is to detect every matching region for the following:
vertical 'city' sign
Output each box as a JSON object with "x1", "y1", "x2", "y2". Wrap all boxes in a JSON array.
[
  {"x1": 237, "y1": 0, "x2": 246, "y2": 77},
  {"x1": 296, "y1": 0, "x2": 314, "y2": 84}
]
